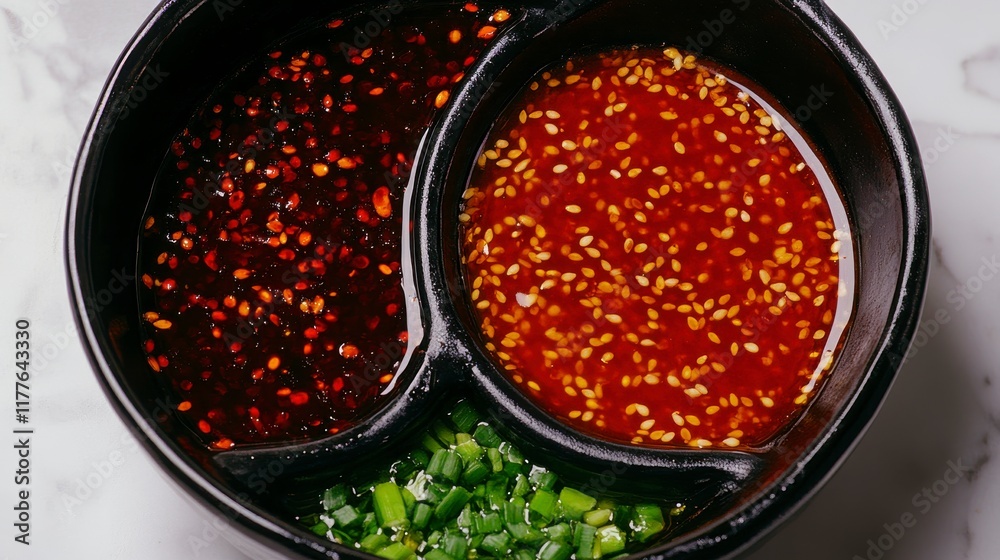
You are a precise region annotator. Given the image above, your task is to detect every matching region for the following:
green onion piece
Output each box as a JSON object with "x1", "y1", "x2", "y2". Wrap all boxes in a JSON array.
[
  {"x1": 440, "y1": 452, "x2": 464, "y2": 483},
  {"x1": 473, "y1": 424, "x2": 503, "y2": 448},
  {"x1": 583, "y1": 508, "x2": 613, "y2": 527},
  {"x1": 538, "y1": 540, "x2": 574, "y2": 560},
  {"x1": 362, "y1": 512, "x2": 377, "y2": 535},
  {"x1": 535, "y1": 471, "x2": 558, "y2": 491},
  {"x1": 545, "y1": 522, "x2": 572, "y2": 544},
  {"x1": 442, "y1": 533, "x2": 468, "y2": 559},
  {"x1": 410, "y1": 449, "x2": 431, "y2": 468},
  {"x1": 428, "y1": 452, "x2": 462, "y2": 484},
  {"x1": 596, "y1": 524, "x2": 626, "y2": 555},
  {"x1": 486, "y1": 477, "x2": 509, "y2": 511},
  {"x1": 455, "y1": 432, "x2": 472, "y2": 445},
  {"x1": 512, "y1": 473, "x2": 531, "y2": 497},
  {"x1": 309, "y1": 521, "x2": 330, "y2": 537},
  {"x1": 575, "y1": 523, "x2": 597, "y2": 560},
  {"x1": 486, "y1": 447, "x2": 504, "y2": 472},
  {"x1": 632, "y1": 504, "x2": 666, "y2": 543},
  {"x1": 478, "y1": 512, "x2": 503, "y2": 534},
  {"x1": 469, "y1": 534, "x2": 485, "y2": 550},
  {"x1": 455, "y1": 439, "x2": 483, "y2": 463},
  {"x1": 462, "y1": 460, "x2": 491, "y2": 485},
  {"x1": 423, "y1": 549, "x2": 454, "y2": 560},
  {"x1": 613, "y1": 504, "x2": 633, "y2": 531},
  {"x1": 515, "y1": 549, "x2": 535, "y2": 560},
  {"x1": 426, "y1": 449, "x2": 450, "y2": 478},
  {"x1": 360, "y1": 533, "x2": 391, "y2": 553},
  {"x1": 373, "y1": 482, "x2": 408, "y2": 529},
  {"x1": 480, "y1": 532, "x2": 513, "y2": 557},
  {"x1": 432, "y1": 420, "x2": 456, "y2": 447},
  {"x1": 424, "y1": 482, "x2": 449, "y2": 504},
  {"x1": 508, "y1": 523, "x2": 546, "y2": 545},
  {"x1": 421, "y1": 433, "x2": 444, "y2": 453},
  {"x1": 450, "y1": 401, "x2": 481, "y2": 433},
  {"x1": 412, "y1": 503, "x2": 433, "y2": 530},
  {"x1": 329, "y1": 527, "x2": 354, "y2": 545},
  {"x1": 503, "y1": 501, "x2": 545, "y2": 543},
  {"x1": 457, "y1": 504, "x2": 474, "y2": 530},
  {"x1": 331, "y1": 505, "x2": 362, "y2": 529},
  {"x1": 434, "y1": 487, "x2": 472, "y2": 521},
  {"x1": 529, "y1": 489, "x2": 559, "y2": 524},
  {"x1": 401, "y1": 487, "x2": 417, "y2": 514},
  {"x1": 375, "y1": 542, "x2": 416, "y2": 560},
  {"x1": 559, "y1": 487, "x2": 597, "y2": 520},
  {"x1": 391, "y1": 459, "x2": 417, "y2": 480},
  {"x1": 502, "y1": 501, "x2": 523, "y2": 526},
  {"x1": 322, "y1": 484, "x2": 350, "y2": 511},
  {"x1": 501, "y1": 441, "x2": 524, "y2": 464}
]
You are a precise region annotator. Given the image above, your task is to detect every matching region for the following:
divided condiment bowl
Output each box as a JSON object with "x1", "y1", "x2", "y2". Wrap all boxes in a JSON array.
[{"x1": 66, "y1": 0, "x2": 930, "y2": 558}]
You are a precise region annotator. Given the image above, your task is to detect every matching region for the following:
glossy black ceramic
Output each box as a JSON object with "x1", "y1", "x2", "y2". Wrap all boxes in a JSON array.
[{"x1": 66, "y1": 0, "x2": 930, "y2": 558}]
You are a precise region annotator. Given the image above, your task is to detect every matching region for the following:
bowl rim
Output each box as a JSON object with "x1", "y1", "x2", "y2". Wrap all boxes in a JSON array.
[{"x1": 65, "y1": 0, "x2": 930, "y2": 558}]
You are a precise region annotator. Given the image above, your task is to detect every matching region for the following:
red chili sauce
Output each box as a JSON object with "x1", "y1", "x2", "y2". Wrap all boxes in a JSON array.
[
  {"x1": 460, "y1": 48, "x2": 854, "y2": 448},
  {"x1": 139, "y1": 4, "x2": 514, "y2": 449}
]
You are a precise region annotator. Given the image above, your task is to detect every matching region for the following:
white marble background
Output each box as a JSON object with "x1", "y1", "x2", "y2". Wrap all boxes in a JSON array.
[{"x1": 0, "y1": 0, "x2": 998, "y2": 558}]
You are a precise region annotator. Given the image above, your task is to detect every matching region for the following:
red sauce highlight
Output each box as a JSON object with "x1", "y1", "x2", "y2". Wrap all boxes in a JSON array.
[
  {"x1": 460, "y1": 48, "x2": 853, "y2": 448},
  {"x1": 140, "y1": 5, "x2": 512, "y2": 448}
]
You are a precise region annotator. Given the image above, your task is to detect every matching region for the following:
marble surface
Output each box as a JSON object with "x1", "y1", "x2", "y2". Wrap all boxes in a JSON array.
[{"x1": 0, "y1": 0, "x2": 998, "y2": 558}]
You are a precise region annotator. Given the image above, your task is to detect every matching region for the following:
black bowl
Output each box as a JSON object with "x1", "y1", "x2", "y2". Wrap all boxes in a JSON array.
[{"x1": 66, "y1": 0, "x2": 930, "y2": 558}]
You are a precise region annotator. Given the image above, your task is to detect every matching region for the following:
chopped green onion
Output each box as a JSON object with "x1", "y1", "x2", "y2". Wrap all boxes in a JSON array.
[
  {"x1": 442, "y1": 533, "x2": 468, "y2": 559},
  {"x1": 538, "y1": 540, "x2": 573, "y2": 560},
  {"x1": 486, "y1": 477, "x2": 509, "y2": 511},
  {"x1": 376, "y1": 542, "x2": 416, "y2": 560},
  {"x1": 514, "y1": 549, "x2": 535, "y2": 560},
  {"x1": 412, "y1": 503, "x2": 433, "y2": 530},
  {"x1": 476, "y1": 511, "x2": 503, "y2": 535},
  {"x1": 360, "y1": 533, "x2": 391, "y2": 553},
  {"x1": 454, "y1": 438, "x2": 483, "y2": 463},
  {"x1": 559, "y1": 487, "x2": 597, "y2": 520},
  {"x1": 613, "y1": 504, "x2": 633, "y2": 531},
  {"x1": 421, "y1": 433, "x2": 444, "y2": 453},
  {"x1": 462, "y1": 459, "x2": 490, "y2": 485},
  {"x1": 633, "y1": 504, "x2": 666, "y2": 543},
  {"x1": 434, "y1": 487, "x2": 472, "y2": 521},
  {"x1": 449, "y1": 401, "x2": 481, "y2": 433},
  {"x1": 432, "y1": 420, "x2": 456, "y2": 447},
  {"x1": 330, "y1": 505, "x2": 362, "y2": 529},
  {"x1": 597, "y1": 524, "x2": 626, "y2": 555},
  {"x1": 536, "y1": 471, "x2": 558, "y2": 491},
  {"x1": 309, "y1": 521, "x2": 329, "y2": 537},
  {"x1": 322, "y1": 484, "x2": 350, "y2": 511},
  {"x1": 486, "y1": 447, "x2": 504, "y2": 472},
  {"x1": 440, "y1": 452, "x2": 464, "y2": 483},
  {"x1": 401, "y1": 487, "x2": 417, "y2": 514},
  {"x1": 479, "y1": 532, "x2": 512, "y2": 557},
  {"x1": 545, "y1": 522, "x2": 572, "y2": 544},
  {"x1": 311, "y1": 400, "x2": 679, "y2": 560},
  {"x1": 423, "y1": 550, "x2": 454, "y2": 560},
  {"x1": 512, "y1": 473, "x2": 531, "y2": 497},
  {"x1": 410, "y1": 449, "x2": 431, "y2": 468},
  {"x1": 529, "y1": 489, "x2": 559, "y2": 524},
  {"x1": 575, "y1": 523, "x2": 597, "y2": 560},
  {"x1": 583, "y1": 508, "x2": 613, "y2": 527},
  {"x1": 373, "y1": 482, "x2": 408, "y2": 529},
  {"x1": 425, "y1": 451, "x2": 465, "y2": 485},
  {"x1": 473, "y1": 424, "x2": 502, "y2": 448}
]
